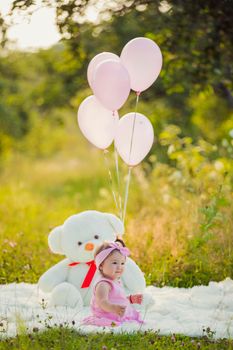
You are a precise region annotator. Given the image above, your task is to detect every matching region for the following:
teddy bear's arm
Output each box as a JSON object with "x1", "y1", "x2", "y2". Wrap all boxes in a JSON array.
[
  {"x1": 38, "y1": 258, "x2": 69, "y2": 293},
  {"x1": 121, "y1": 257, "x2": 146, "y2": 294}
]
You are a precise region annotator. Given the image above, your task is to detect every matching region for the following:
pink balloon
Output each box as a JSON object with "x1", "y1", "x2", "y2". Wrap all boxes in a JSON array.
[
  {"x1": 92, "y1": 59, "x2": 131, "y2": 111},
  {"x1": 77, "y1": 95, "x2": 119, "y2": 150},
  {"x1": 120, "y1": 37, "x2": 162, "y2": 93},
  {"x1": 87, "y1": 52, "x2": 120, "y2": 89},
  {"x1": 114, "y1": 112, "x2": 154, "y2": 166}
]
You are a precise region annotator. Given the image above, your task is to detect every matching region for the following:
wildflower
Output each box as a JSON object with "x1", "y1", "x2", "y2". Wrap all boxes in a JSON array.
[
  {"x1": 214, "y1": 160, "x2": 224, "y2": 171},
  {"x1": 171, "y1": 334, "x2": 176, "y2": 342},
  {"x1": 8, "y1": 241, "x2": 17, "y2": 248}
]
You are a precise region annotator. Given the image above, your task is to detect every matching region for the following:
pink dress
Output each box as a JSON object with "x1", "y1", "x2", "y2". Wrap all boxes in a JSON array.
[{"x1": 82, "y1": 277, "x2": 144, "y2": 327}]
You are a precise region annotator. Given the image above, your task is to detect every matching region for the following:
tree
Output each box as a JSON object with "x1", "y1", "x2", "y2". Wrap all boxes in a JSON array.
[
  {"x1": 1, "y1": 0, "x2": 233, "y2": 145},
  {"x1": 6, "y1": 0, "x2": 233, "y2": 104}
]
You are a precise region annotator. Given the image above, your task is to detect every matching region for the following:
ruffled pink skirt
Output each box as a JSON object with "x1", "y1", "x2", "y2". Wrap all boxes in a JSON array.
[{"x1": 82, "y1": 308, "x2": 144, "y2": 327}]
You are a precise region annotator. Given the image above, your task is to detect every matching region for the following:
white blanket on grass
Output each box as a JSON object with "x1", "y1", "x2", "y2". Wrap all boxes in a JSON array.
[{"x1": 0, "y1": 278, "x2": 232, "y2": 339}]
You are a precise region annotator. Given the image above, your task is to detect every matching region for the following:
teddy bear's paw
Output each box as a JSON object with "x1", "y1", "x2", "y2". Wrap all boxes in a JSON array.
[{"x1": 49, "y1": 282, "x2": 83, "y2": 309}]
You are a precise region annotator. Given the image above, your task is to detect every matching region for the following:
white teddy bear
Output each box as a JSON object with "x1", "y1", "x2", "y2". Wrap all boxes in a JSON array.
[{"x1": 38, "y1": 210, "x2": 146, "y2": 308}]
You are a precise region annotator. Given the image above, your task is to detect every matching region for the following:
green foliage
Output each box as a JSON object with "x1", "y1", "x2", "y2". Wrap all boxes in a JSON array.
[
  {"x1": 1, "y1": 0, "x2": 233, "y2": 150},
  {"x1": 0, "y1": 52, "x2": 31, "y2": 138},
  {"x1": 0, "y1": 43, "x2": 86, "y2": 155},
  {"x1": 190, "y1": 88, "x2": 233, "y2": 142}
]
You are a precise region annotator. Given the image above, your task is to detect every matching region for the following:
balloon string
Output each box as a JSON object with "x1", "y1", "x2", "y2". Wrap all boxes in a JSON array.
[
  {"x1": 103, "y1": 149, "x2": 119, "y2": 213},
  {"x1": 128, "y1": 92, "x2": 140, "y2": 165},
  {"x1": 114, "y1": 145, "x2": 123, "y2": 221},
  {"x1": 122, "y1": 92, "x2": 140, "y2": 224},
  {"x1": 123, "y1": 167, "x2": 132, "y2": 224}
]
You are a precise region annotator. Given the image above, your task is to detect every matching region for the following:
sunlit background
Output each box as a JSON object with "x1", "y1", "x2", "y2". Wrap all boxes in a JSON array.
[
  {"x1": 0, "y1": 0, "x2": 232, "y2": 293},
  {"x1": 0, "y1": 0, "x2": 60, "y2": 49},
  {"x1": 0, "y1": 0, "x2": 106, "y2": 50}
]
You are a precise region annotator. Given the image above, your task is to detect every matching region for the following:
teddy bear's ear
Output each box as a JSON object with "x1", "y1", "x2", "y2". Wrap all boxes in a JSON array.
[
  {"x1": 104, "y1": 213, "x2": 124, "y2": 236},
  {"x1": 48, "y1": 226, "x2": 64, "y2": 254}
]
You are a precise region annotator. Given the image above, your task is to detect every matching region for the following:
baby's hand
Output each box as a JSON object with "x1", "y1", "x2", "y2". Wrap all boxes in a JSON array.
[
  {"x1": 130, "y1": 294, "x2": 143, "y2": 304},
  {"x1": 112, "y1": 304, "x2": 126, "y2": 317}
]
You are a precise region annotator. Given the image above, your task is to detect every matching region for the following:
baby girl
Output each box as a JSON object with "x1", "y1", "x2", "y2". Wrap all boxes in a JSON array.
[{"x1": 82, "y1": 241, "x2": 144, "y2": 327}]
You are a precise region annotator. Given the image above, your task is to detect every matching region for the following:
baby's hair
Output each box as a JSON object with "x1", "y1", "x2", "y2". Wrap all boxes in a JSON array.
[{"x1": 115, "y1": 237, "x2": 126, "y2": 247}]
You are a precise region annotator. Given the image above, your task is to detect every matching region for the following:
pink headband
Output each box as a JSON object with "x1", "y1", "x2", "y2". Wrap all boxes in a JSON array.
[{"x1": 95, "y1": 242, "x2": 130, "y2": 269}]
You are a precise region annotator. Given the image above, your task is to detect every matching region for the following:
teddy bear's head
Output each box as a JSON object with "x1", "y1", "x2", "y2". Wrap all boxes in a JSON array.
[{"x1": 48, "y1": 210, "x2": 124, "y2": 262}]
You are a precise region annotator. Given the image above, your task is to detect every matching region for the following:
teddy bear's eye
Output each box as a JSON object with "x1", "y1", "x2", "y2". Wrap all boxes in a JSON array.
[
  {"x1": 77, "y1": 241, "x2": 82, "y2": 246},
  {"x1": 94, "y1": 235, "x2": 99, "y2": 239}
]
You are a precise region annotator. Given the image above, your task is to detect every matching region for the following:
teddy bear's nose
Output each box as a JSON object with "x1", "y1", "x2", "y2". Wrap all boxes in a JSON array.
[{"x1": 85, "y1": 243, "x2": 94, "y2": 251}]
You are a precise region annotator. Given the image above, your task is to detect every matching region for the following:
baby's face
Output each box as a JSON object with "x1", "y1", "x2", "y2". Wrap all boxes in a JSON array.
[{"x1": 100, "y1": 250, "x2": 126, "y2": 280}]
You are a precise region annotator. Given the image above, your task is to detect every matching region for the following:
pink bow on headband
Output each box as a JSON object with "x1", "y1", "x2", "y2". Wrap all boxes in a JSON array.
[
  {"x1": 109, "y1": 242, "x2": 130, "y2": 256},
  {"x1": 95, "y1": 242, "x2": 130, "y2": 269}
]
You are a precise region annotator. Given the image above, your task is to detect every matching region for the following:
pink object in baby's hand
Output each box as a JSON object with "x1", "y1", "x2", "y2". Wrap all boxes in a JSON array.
[{"x1": 130, "y1": 294, "x2": 143, "y2": 304}]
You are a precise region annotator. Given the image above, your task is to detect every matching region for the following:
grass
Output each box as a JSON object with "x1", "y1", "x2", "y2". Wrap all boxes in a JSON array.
[
  {"x1": 1, "y1": 146, "x2": 232, "y2": 286},
  {"x1": 0, "y1": 120, "x2": 232, "y2": 347},
  {"x1": 0, "y1": 328, "x2": 232, "y2": 350}
]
